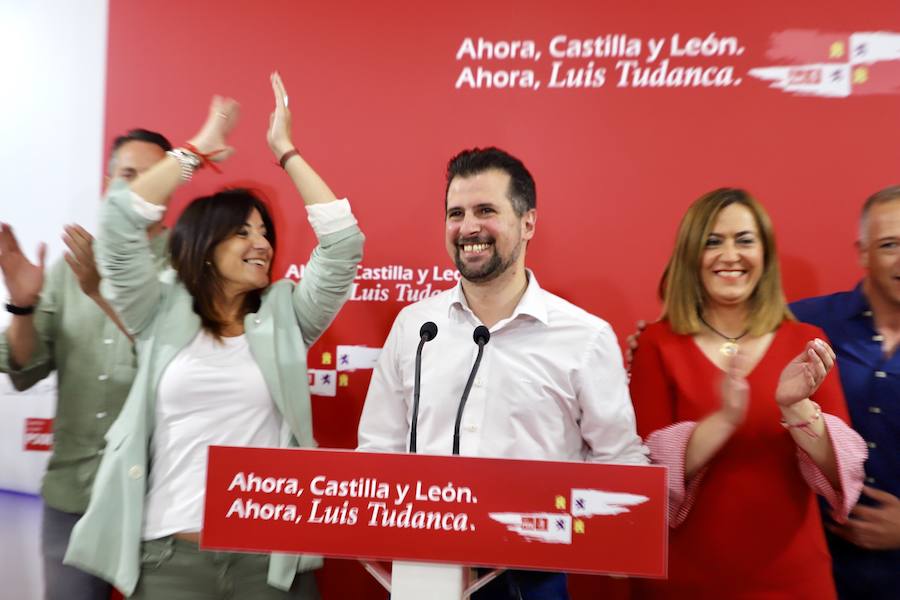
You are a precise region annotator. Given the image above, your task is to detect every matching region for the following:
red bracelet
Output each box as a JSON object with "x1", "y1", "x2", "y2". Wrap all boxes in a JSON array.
[
  {"x1": 279, "y1": 148, "x2": 300, "y2": 169},
  {"x1": 780, "y1": 401, "x2": 822, "y2": 438},
  {"x1": 183, "y1": 142, "x2": 224, "y2": 174}
]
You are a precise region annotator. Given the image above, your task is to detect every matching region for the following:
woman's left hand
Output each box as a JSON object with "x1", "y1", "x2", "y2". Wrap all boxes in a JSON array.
[
  {"x1": 267, "y1": 71, "x2": 294, "y2": 158},
  {"x1": 775, "y1": 338, "x2": 836, "y2": 407}
]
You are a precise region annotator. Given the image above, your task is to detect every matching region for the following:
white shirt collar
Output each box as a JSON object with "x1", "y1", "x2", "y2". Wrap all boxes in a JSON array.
[{"x1": 447, "y1": 269, "x2": 550, "y2": 328}]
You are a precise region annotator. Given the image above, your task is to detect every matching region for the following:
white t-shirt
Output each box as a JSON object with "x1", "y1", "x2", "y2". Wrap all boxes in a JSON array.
[{"x1": 142, "y1": 330, "x2": 281, "y2": 539}]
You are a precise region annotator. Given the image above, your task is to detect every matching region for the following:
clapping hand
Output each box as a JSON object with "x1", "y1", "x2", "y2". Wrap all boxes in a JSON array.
[
  {"x1": 186, "y1": 95, "x2": 240, "y2": 161},
  {"x1": 719, "y1": 351, "x2": 750, "y2": 427},
  {"x1": 0, "y1": 223, "x2": 45, "y2": 308},
  {"x1": 267, "y1": 71, "x2": 294, "y2": 158},
  {"x1": 775, "y1": 339, "x2": 835, "y2": 407},
  {"x1": 62, "y1": 225, "x2": 100, "y2": 298}
]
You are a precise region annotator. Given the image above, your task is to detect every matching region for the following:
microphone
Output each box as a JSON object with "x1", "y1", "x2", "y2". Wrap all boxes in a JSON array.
[
  {"x1": 409, "y1": 321, "x2": 438, "y2": 453},
  {"x1": 452, "y1": 325, "x2": 491, "y2": 455}
]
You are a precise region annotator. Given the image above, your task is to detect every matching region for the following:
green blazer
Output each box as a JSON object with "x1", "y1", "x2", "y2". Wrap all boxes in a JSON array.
[{"x1": 64, "y1": 183, "x2": 364, "y2": 595}]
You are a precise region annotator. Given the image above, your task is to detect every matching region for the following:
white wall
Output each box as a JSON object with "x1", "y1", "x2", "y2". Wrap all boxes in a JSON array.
[{"x1": 0, "y1": 0, "x2": 109, "y2": 493}]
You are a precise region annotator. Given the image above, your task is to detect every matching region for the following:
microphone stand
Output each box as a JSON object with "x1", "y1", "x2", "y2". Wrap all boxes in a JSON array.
[
  {"x1": 452, "y1": 326, "x2": 490, "y2": 455},
  {"x1": 409, "y1": 322, "x2": 437, "y2": 453}
]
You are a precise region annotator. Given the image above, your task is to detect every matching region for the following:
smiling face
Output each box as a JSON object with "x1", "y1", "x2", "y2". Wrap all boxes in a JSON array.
[
  {"x1": 700, "y1": 203, "x2": 764, "y2": 310},
  {"x1": 212, "y1": 208, "x2": 273, "y2": 299},
  {"x1": 444, "y1": 169, "x2": 535, "y2": 284},
  {"x1": 860, "y1": 198, "x2": 900, "y2": 309}
]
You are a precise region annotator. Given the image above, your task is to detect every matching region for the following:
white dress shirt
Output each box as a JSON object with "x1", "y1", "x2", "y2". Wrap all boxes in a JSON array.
[{"x1": 358, "y1": 272, "x2": 649, "y2": 464}]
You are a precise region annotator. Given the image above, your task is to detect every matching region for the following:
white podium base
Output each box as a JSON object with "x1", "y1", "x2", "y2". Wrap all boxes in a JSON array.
[
  {"x1": 392, "y1": 561, "x2": 467, "y2": 599},
  {"x1": 359, "y1": 560, "x2": 504, "y2": 599}
]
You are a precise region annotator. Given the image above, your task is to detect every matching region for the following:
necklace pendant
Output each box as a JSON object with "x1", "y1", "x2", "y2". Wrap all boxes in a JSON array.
[{"x1": 719, "y1": 341, "x2": 739, "y2": 356}]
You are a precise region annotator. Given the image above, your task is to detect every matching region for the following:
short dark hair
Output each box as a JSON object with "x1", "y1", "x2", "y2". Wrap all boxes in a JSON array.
[
  {"x1": 110, "y1": 128, "x2": 172, "y2": 154},
  {"x1": 445, "y1": 147, "x2": 536, "y2": 216},
  {"x1": 860, "y1": 185, "x2": 900, "y2": 243},
  {"x1": 169, "y1": 189, "x2": 276, "y2": 338}
]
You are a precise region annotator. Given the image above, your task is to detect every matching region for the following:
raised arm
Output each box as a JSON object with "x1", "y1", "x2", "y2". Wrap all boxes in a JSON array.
[
  {"x1": 130, "y1": 97, "x2": 239, "y2": 206},
  {"x1": 267, "y1": 72, "x2": 338, "y2": 206},
  {"x1": 266, "y1": 72, "x2": 364, "y2": 345},
  {"x1": 97, "y1": 96, "x2": 240, "y2": 335}
]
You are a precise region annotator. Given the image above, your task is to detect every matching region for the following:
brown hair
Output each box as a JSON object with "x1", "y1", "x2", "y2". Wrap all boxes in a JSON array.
[
  {"x1": 659, "y1": 188, "x2": 792, "y2": 336},
  {"x1": 169, "y1": 189, "x2": 276, "y2": 338}
]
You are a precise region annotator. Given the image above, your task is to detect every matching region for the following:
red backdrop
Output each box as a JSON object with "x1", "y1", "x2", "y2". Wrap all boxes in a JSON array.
[{"x1": 105, "y1": 1, "x2": 900, "y2": 597}]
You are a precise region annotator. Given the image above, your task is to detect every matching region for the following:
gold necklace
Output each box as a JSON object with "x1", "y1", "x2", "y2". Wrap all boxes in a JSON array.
[{"x1": 698, "y1": 314, "x2": 749, "y2": 356}]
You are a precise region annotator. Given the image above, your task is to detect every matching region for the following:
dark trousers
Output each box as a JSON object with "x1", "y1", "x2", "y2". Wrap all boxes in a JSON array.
[
  {"x1": 472, "y1": 570, "x2": 569, "y2": 600},
  {"x1": 42, "y1": 505, "x2": 112, "y2": 600}
]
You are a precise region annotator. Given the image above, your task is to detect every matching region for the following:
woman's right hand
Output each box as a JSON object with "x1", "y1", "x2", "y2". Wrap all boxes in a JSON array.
[
  {"x1": 0, "y1": 223, "x2": 44, "y2": 308},
  {"x1": 186, "y1": 95, "x2": 240, "y2": 160},
  {"x1": 719, "y1": 352, "x2": 749, "y2": 427}
]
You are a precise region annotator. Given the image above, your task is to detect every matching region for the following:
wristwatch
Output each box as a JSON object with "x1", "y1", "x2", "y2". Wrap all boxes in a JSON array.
[{"x1": 167, "y1": 148, "x2": 203, "y2": 182}]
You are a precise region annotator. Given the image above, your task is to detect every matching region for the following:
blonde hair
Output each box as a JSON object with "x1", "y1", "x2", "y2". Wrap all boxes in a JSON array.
[{"x1": 659, "y1": 188, "x2": 793, "y2": 336}]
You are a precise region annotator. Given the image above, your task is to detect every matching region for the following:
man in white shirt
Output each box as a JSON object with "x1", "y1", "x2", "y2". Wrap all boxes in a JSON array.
[{"x1": 358, "y1": 147, "x2": 647, "y2": 600}]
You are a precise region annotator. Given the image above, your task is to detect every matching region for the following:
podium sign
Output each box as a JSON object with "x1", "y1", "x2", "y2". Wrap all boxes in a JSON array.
[{"x1": 203, "y1": 447, "x2": 667, "y2": 577}]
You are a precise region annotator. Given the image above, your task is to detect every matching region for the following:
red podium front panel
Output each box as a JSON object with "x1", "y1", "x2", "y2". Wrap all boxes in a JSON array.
[{"x1": 203, "y1": 447, "x2": 667, "y2": 577}]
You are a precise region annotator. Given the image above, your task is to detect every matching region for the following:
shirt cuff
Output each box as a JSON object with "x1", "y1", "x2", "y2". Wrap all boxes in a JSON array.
[
  {"x1": 129, "y1": 191, "x2": 166, "y2": 222},
  {"x1": 796, "y1": 412, "x2": 867, "y2": 522},
  {"x1": 647, "y1": 421, "x2": 708, "y2": 528},
  {"x1": 306, "y1": 198, "x2": 357, "y2": 237}
]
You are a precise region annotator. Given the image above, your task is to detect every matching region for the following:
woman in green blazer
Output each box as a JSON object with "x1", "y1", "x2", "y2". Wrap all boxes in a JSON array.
[{"x1": 64, "y1": 74, "x2": 364, "y2": 599}]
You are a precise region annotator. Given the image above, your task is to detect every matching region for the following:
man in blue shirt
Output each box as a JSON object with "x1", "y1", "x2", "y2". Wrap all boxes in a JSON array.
[{"x1": 790, "y1": 186, "x2": 900, "y2": 600}]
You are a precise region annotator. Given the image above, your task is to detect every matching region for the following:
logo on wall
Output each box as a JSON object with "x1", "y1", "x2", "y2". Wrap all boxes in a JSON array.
[
  {"x1": 750, "y1": 31, "x2": 900, "y2": 97},
  {"x1": 309, "y1": 345, "x2": 383, "y2": 397},
  {"x1": 24, "y1": 418, "x2": 53, "y2": 451}
]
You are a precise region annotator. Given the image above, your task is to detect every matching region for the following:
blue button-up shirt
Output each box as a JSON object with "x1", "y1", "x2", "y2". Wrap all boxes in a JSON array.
[{"x1": 791, "y1": 283, "x2": 900, "y2": 598}]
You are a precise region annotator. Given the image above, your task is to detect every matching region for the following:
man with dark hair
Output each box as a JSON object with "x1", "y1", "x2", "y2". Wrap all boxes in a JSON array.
[
  {"x1": 789, "y1": 186, "x2": 900, "y2": 600},
  {"x1": 108, "y1": 128, "x2": 173, "y2": 181},
  {"x1": 359, "y1": 147, "x2": 648, "y2": 600},
  {"x1": 0, "y1": 129, "x2": 171, "y2": 600},
  {"x1": 110, "y1": 128, "x2": 173, "y2": 154},
  {"x1": 444, "y1": 146, "x2": 536, "y2": 216}
]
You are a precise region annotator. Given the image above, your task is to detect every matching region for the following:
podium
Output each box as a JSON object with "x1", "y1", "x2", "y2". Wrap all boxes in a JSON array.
[
  {"x1": 360, "y1": 560, "x2": 480, "y2": 599},
  {"x1": 202, "y1": 447, "x2": 667, "y2": 599}
]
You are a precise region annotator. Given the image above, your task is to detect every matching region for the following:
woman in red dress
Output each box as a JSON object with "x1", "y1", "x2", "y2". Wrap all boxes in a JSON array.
[{"x1": 629, "y1": 188, "x2": 866, "y2": 599}]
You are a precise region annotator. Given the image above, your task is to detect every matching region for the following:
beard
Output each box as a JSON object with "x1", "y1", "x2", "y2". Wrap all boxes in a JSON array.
[{"x1": 453, "y1": 236, "x2": 521, "y2": 283}]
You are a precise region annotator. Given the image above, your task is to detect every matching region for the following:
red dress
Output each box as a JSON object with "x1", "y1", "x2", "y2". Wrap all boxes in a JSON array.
[{"x1": 629, "y1": 320, "x2": 856, "y2": 600}]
